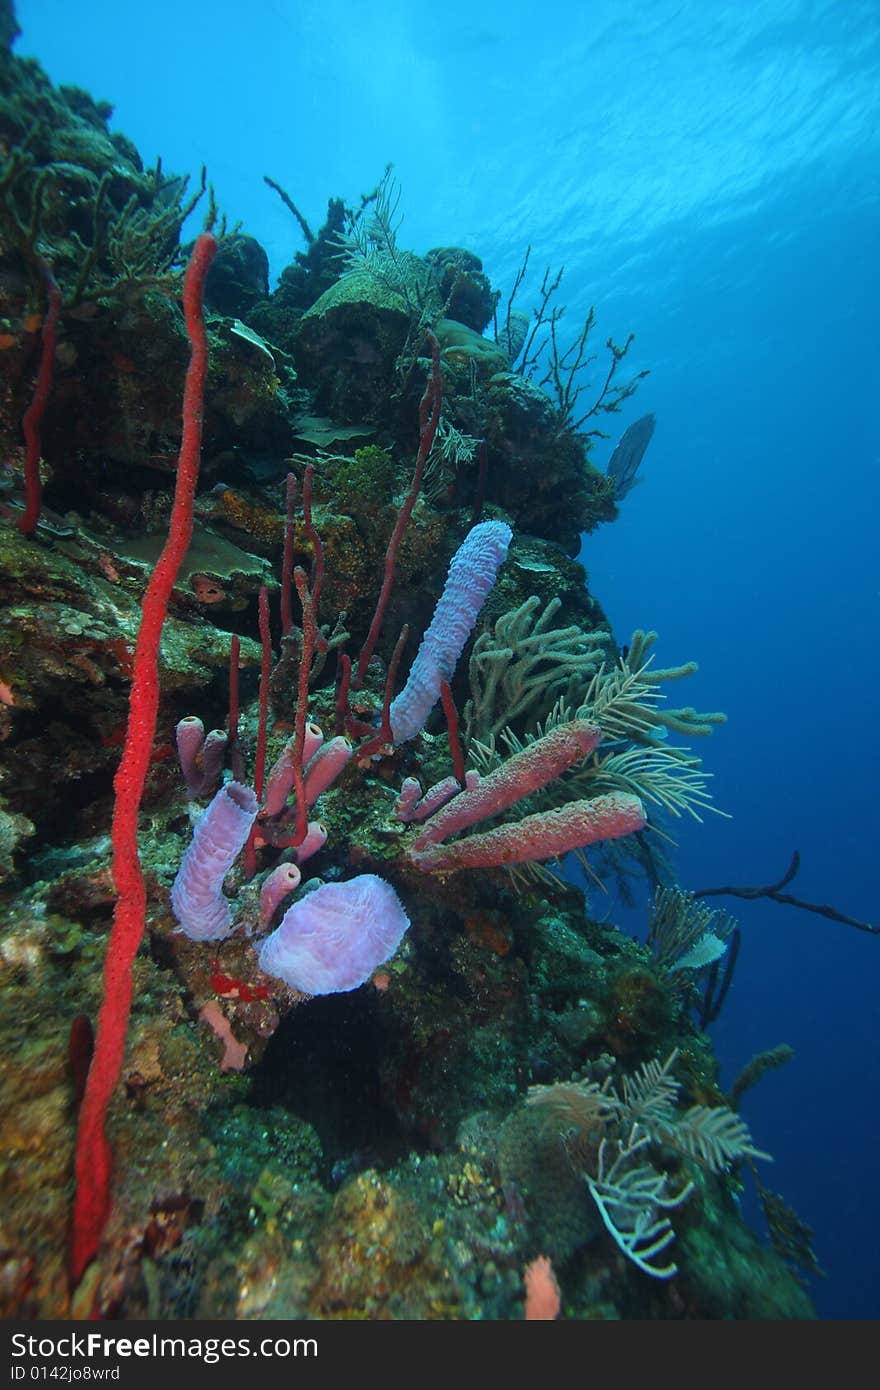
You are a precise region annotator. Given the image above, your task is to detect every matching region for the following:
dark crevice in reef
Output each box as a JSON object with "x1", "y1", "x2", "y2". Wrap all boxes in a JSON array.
[{"x1": 248, "y1": 992, "x2": 415, "y2": 1180}]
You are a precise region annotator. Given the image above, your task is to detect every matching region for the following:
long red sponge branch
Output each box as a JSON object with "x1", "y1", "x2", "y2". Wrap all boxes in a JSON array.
[
  {"x1": 70, "y1": 233, "x2": 217, "y2": 1286},
  {"x1": 17, "y1": 255, "x2": 61, "y2": 536},
  {"x1": 353, "y1": 330, "x2": 441, "y2": 687}
]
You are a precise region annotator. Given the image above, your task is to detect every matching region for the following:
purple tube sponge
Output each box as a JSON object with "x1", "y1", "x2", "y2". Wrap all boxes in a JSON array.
[
  {"x1": 257, "y1": 874, "x2": 410, "y2": 995},
  {"x1": 389, "y1": 520, "x2": 512, "y2": 743},
  {"x1": 175, "y1": 716, "x2": 206, "y2": 793},
  {"x1": 176, "y1": 716, "x2": 228, "y2": 798},
  {"x1": 171, "y1": 781, "x2": 259, "y2": 940}
]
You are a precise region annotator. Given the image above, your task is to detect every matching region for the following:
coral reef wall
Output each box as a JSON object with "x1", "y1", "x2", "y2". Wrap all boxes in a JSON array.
[{"x1": 0, "y1": 18, "x2": 812, "y2": 1321}]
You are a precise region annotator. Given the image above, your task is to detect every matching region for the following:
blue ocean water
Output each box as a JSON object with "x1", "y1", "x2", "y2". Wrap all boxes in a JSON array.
[{"x1": 17, "y1": 0, "x2": 878, "y2": 1318}]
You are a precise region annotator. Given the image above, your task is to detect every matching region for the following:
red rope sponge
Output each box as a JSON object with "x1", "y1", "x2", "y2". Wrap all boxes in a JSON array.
[
  {"x1": 70, "y1": 233, "x2": 217, "y2": 1287},
  {"x1": 18, "y1": 255, "x2": 61, "y2": 535}
]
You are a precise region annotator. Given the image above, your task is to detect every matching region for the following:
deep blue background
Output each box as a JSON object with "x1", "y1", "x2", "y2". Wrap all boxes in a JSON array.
[{"x1": 17, "y1": 0, "x2": 878, "y2": 1318}]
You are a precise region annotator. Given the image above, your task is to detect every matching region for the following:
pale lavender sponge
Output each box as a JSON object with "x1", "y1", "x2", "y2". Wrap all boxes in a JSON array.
[
  {"x1": 389, "y1": 520, "x2": 513, "y2": 743},
  {"x1": 257, "y1": 874, "x2": 410, "y2": 995},
  {"x1": 171, "y1": 781, "x2": 259, "y2": 941}
]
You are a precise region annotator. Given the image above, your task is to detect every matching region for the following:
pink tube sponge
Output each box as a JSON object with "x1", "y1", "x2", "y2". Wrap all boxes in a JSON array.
[
  {"x1": 413, "y1": 720, "x2": 602, "y2": 848},
  {"x1": 303, "y1": 736, "x2": 353, "y2": 805},
  {"x1": 257, "y1": 874, "x2": 410, "y2": 995},
  {"x1": 259, "y1": 862, "x2": 302, "y2": 926},
  {"x1": 410, "y1": 792, "x2": 646, "y2": 872},
  {"x1": 293, "y1": 821, "x2": 328, "y2": 862},
  {"x1": 263, "y1": 722, "x2": 325, "y2": 818}
]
